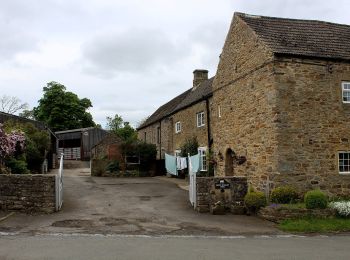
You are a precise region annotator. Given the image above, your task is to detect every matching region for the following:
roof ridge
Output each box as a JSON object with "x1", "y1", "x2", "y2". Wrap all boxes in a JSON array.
[
  {"x1": 138, "y1": 77, "x2": 214, "y2": 130},
  {"x1": 235, "y1": 12, "x2": 350, "y2": 61},
  {"x1": 235, "y1": 12, "x2": 350, "y2": 28}
]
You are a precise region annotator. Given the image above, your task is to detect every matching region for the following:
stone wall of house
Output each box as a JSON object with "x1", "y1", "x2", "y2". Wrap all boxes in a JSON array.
[
  {"x1": 138, "y1": 118, "x2": 173, "y2": 160},
  {"x1": 271, "y1": 58, "x2": 350, "y2": 197},
  {"x1": 213, "y1": 14, "x2": 274, "y2": 89},
  {"x1": 0, "y1": 174, "x2": 56, "y2": 213},
  {"x1": 212, "y1": 12, "x2": 350, "y2": 197},
  {"x1": 196, "y1": 176, "x2": 247, "y2": 214},
  {"x1": 211, "y1": 14, "x2": 278, "y2": 191},
  {"x1": 172, "y1": 99, "x2": 213, "y2": 151}
]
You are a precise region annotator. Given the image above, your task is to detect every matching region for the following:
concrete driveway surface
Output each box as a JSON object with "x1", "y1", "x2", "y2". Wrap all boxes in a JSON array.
[{"x1": 0, "y1": 168, "x2": 279, "y2": 236}]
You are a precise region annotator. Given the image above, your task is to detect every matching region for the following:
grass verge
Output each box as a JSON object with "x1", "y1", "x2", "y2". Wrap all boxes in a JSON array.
[{"x1": 279, "y1": 217, "x2": 350, "y2": 233}]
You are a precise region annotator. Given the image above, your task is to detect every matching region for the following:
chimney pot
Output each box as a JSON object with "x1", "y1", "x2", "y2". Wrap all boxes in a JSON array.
[{"x1": 193, "y1": 69, "x2": 208, "y2": 88}]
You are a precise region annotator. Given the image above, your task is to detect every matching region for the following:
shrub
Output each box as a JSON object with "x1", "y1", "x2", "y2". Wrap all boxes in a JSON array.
[
  {"x1": 5, "y1": 158, "x2": 29, "y2": 174},
  {"x1": 329, "y1": 201, "x2": 350, "y2": 218},
  {"x1": 4, "y1": 121, "x2": 50, "y2": 173},
  {"x1": 106, "y1": 161, "x2": 120, "y2": 173},
  {"x1": 244, "y1": 191, "x2": 267, "y2": 213},
  {"x1": 271, "y1": 186, "x2": 299, "y2": 204},
  {"x1": 180, "y1": 137, "x2": 199, "y2": 157},
  {"x1": 304, "y1": 190, "x2": 328, "y2": 209}
]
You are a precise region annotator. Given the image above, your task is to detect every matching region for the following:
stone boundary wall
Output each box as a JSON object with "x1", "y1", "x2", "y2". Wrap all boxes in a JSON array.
[
  {"x1": 258, "y1": 206, "x2": 335, "y2": 223},
  {"x1": 0, "y1": 174, "x2": 56, "y2": 213},
  {"x1": 196, "y1": 176, "x2": 247, "y2": 214}
]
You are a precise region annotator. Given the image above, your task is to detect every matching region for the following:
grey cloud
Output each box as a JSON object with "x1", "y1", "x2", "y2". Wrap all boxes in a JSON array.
[
  {"x1": 81, "y1": 28, "x2": 189, "y2": 77},
  {"x1": 0, "y1": 29, "x2": 37, "y2": 60}
]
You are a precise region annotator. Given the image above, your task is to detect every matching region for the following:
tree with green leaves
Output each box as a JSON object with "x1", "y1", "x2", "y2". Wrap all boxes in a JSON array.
[
  {"x1": 33, "y1": 82, "x2": 95, "y2": 131},
  {"x1": 106, "y1": 114, "x2": 137, "y2": 143}
]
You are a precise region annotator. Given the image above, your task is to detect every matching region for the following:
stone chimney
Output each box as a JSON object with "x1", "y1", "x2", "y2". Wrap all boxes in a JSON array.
[{"x1": 193, "y1": 69, "x2": 208, "y2": 88}]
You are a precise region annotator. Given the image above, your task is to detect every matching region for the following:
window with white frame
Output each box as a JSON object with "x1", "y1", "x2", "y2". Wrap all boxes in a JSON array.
[
  {"x1": 175, "y1": 121, "x2": 181, "y2": 133},
  {"x1": 198, "y1": 147, "x2": 207, "y2": 171},
  {"x1": 196, "y1": 112, "x2": 205, "y2": 127},
  {"x1": 342, "y1": 82, "x2": 350, "y2": 103},
  {"x1": 175, "y1": 150, "x2": 181, "y2": 157},
  {"x1": 339, "y1": 151, "x2": 350, "y2": 174}
]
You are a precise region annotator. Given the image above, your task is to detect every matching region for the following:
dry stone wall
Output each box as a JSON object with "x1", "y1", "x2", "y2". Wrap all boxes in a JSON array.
[
  {"x1": 196, "y1": 176, "x2": 247, "y2": 214},
  {"x1": 0, "y1": 174, "x2": 56, "y2": 213}
]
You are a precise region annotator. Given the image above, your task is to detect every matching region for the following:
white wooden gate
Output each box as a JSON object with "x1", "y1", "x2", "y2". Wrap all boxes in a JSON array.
[
  {"x1": 188, "y1": 154, "x2": 196, "y2": 208},
  {"x1": 55, "y1": 153, "x2": 64, "y2": 211}
]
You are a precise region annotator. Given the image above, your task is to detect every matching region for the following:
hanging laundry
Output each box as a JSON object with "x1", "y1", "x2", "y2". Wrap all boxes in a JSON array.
[
  {"x1": 189, "y1": 154, "x2": 200, "y2": 173},
  {"x1": 176, "y1": 156, "x2": 188, "y2": 170},
  {"x1": 165, "y1": 153, "x2": 177, "y2": 176},
  {"x1": 180, "y1": 157, "x2": 187, "y2": 170}
]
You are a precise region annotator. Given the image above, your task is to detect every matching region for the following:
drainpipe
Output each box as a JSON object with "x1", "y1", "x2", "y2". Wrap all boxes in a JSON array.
[{"x1": 205, "y1": 97, "x2": 211, "y2": 149}]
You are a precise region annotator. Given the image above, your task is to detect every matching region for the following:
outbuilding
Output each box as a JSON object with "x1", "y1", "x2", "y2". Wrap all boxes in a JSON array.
[{"x1": 55, "y1": 127, "x2": 108, "y2": 161}]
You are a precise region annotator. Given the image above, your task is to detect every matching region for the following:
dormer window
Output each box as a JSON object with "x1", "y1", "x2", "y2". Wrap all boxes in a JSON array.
[{"x1": 342, "y1": 82, "x2": 350, "y2": 103}]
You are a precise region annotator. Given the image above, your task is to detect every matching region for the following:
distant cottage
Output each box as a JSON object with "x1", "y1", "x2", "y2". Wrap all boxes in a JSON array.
[
  {"x1": 137, "y1": 70, "x2": 213, "y2": 173},
  {"x1": 138, "y1": 12, "x2": 350, "y2": 197}
]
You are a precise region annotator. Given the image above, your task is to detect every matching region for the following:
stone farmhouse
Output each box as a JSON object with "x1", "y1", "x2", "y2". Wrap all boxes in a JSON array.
[
  {"x1": 137, "y1": 70, "x2": 214, "y2": 172},
  {"x1": 138, "y1": 12, "x2": 350, "y2": 196}
]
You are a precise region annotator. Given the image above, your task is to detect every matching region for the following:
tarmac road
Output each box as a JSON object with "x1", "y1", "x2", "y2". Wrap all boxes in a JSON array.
[{"x1": 1, "y1": 233, "x2": 350, "y2": 260}]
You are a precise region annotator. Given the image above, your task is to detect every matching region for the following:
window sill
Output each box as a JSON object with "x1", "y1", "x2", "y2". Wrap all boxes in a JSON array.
[{"x1": 339, "y1": 172, "x2": 350, "y2": 175}]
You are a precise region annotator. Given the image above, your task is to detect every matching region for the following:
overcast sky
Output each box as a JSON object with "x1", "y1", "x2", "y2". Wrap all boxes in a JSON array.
[{"x1": 1, "y1": 0, "x2": 349, "y2": 128}]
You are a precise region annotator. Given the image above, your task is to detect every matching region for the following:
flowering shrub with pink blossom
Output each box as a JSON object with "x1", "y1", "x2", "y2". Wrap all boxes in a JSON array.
[{"x1": 0, "y1": 123, "x2": 26, "y2": 173}]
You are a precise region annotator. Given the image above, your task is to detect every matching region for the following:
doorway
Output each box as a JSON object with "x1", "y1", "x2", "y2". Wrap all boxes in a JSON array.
[{"x1": 225, "y1": 148, "x2": 234, "y2": 176}]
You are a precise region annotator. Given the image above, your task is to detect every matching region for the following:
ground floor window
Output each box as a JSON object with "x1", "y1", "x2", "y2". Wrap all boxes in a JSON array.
[
  {"x1": 339, "y1": 151, "x2": 350, "y2": 174},
  {"x1": 198, "y1": 147, "x2": 207, "y2": 171},
  {"x1": 175, "y1": 150, "x2": 181, "y2": 157}
]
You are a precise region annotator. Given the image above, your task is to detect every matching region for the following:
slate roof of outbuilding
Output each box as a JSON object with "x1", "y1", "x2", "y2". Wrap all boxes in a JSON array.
[
  {"x1": 0, "y1": 111, "x2": 46, "y2": 130},
  {"x1": 237, "y1": 12, "x2": 350, "y2": 61},
  {"x1": 137, "y1": 78, "x2": 214, "y2": 130}
]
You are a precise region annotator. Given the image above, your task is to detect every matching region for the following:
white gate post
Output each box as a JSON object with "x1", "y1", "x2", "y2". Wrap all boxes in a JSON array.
[
  {"x1": 188, "y1": 153, "x2": 197, "y2": 209},
  {"x1": 55, "y1": 153, "x2": 64, "y2": 211}
]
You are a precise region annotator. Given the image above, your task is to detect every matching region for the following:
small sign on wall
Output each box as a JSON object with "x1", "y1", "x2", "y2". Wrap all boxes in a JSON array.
[{"x1": 215, "y1": 179, "x2": 231, "y2": 192}]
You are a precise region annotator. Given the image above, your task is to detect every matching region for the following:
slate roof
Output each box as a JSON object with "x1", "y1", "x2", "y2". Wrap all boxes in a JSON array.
[
  {"x1": 175, "y1": 77, "x2": 214, "y2": 112},
  {"x1": 0, "y1": 111, "x2": 46, "y2": 130},
  {"x1": 237, "y1": 12, "x2": 350, "y2": 61},
  {"x1": 138, "y1": 78, "x2": 213, "y2": 130}
]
